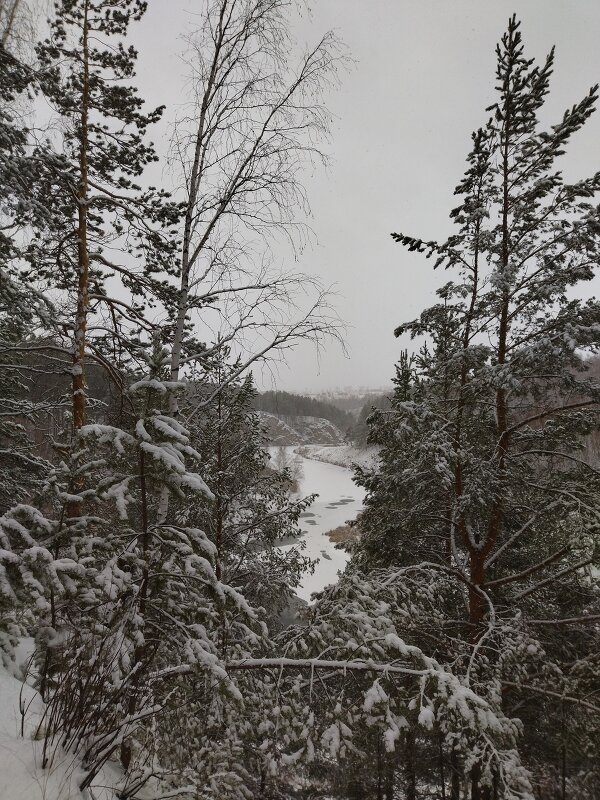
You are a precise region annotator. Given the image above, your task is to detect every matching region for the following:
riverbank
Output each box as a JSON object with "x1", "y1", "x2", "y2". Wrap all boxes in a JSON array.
[{"x1": 294, "y1": 443, "x2": 379, "y2": 471}]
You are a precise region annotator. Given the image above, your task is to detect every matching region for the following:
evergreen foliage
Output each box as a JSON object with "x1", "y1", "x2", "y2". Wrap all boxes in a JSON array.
[
  {"x1": 356, "y1": 15, "x2": 600, "y2": 797},
  {"x1": 1, "y1": 8, "x2": 600, "y2": 800},
  {"x1": 182, "y1": 362, "x2": 314, "y2": 617},
  {"x1": 30, "y1": 0, "x2": 177, "y2": 430},
  {"x1": 254, "y1": 389, "x2": 354, "y2": 433}
]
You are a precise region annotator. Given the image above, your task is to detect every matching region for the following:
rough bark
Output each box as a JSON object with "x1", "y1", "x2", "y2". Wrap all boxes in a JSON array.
[
  {"x1": 469, "y1": 65, "x2": 513, "y2": 629},
  {"x1": 450, "y1": 746, "x2": 461, "y2": 800},
  {"x1": 470, "y1": 761, "x2": 482, "y2": 800},
  {"x1": 121, "y1": 445, "x2": 150, "y2": 769},
  {"x1": 439, "y1": 733, "x2": 447, "y2": 800},
  {"x1": 72, "y1": 0, "x2": 90, "y2": 434},
  {"x1": 404, "y1": 728, "x2": 417, "y2": 800}
]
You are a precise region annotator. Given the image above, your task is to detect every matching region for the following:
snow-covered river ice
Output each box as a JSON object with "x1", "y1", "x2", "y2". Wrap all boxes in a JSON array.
[{"x1": 274, "y1": 446, "x2": 365, "y2": 601}]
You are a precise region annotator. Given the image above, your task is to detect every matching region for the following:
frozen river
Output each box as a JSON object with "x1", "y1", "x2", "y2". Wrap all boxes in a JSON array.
[{"x1": 275, "y1": 447, "x2": 365, "y2": 601}]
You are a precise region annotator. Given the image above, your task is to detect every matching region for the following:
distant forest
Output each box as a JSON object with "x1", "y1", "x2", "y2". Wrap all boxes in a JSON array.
[
  {"x1": 253, "y1": 389, "x2": 393, "y2": 445},
  {"x1": 253, "y1": 390, "x2": 355, "y2": 432}
]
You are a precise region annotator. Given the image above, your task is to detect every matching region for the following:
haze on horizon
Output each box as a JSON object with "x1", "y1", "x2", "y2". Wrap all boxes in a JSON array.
[{"x1": 132, "y1": 0, "x2": 600, "y2": 394}]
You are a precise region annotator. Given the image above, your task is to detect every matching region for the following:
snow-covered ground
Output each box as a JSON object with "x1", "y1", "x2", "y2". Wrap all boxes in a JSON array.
[
  {"x1": 0, "y1": 643, "x2": 124, "y2": 800},
  {"x1": 273, "y1": 447, "x2": 365, "y2": 601},
  {"x1": 295, "y1": 444, "x2": 380, "y2": 471},
  {"x1": 0, "y1": 643, "x2": 79, "y2": 800}
]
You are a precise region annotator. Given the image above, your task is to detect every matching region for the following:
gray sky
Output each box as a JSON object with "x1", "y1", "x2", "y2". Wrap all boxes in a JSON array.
[{"x1": 133, "y1": 0, "x2": 600, "y2": 393}]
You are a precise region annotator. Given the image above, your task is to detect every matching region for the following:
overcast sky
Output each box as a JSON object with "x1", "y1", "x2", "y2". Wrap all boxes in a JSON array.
[{"x1": 132, "y1": 1, "x2": 600, "y2": 394}]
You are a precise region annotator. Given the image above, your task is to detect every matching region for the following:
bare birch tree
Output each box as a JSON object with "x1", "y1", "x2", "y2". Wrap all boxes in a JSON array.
[
  {"x1": 168, "y1": 0, "x2": 345, "y2": 409},
  {"x1": 0, "y1": 0, "x2": 34, "y2": 51}
]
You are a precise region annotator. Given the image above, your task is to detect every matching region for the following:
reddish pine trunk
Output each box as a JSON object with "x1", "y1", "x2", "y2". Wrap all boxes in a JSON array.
[
  {"x1": 214, "y1": 387, "x2": 223, "y2": 582},
  {"x1": 467, "y1": 84, "x2": 511, "y2": 633},
  {"x1": 469, "y1": 550, "x2": 486, "y2": 628},
  {"x1": 72, "y1": 0, "x2": 90, "y2": 434},
  {"x1": 66, "y1": 0, "x2": 90, "y2": 522}
]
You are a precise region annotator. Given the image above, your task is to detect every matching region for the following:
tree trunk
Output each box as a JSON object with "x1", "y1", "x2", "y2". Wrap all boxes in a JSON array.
[
  {"x1": 168, "y1": 15, "x2": 225, "y2": 413},
  {"x1": 470, "y1": 762, "x2": 481, "y2": 800},
  {"x1": 439, "y1": 734, "x2": 447, "y2": 800},
  {"x1": 471, "y1": 55, "x2": 514, "y2": 630},
  {"x1": 469, "y1": 550, "x2": 487, "y2": 629},
  {"x1": 121, "y1": 445, "x2": 150, "y2": 769},
  {"x1": 472, "y1": 764, "x2": 498, "y2": 800},
  {"x1": 347, "y1": 776, "x2": 364, "y2": 800},
  {"x1": 404, "y1": 728, "x2": 417, "y2": 800},
  {"x1": 376, "y1": 736, "x2": 383, "y2": 800},
  {"x1": 450, "y1": 145, "x2": 485, "y2": 626},
  {"x1": 72, "y1": 0, "x2": 90, "y2": 434},
  {"x1": 384, "y1": 760, "x2": 395, "y2": 800},
  {"x1": 561, "y1": 708, "x2": 567, "y2": 800},
  {"x1": 214, "y1": 381, "x2": 223, "y2": 582},
  {"x1": 1, "y1": 0, "x2": 21, "y2": 46},
  {"x1": 450, "y1": 746, "x2": 461, "y2": 800}
]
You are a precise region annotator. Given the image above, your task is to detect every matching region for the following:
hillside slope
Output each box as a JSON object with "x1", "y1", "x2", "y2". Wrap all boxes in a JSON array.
[
  {"x1": 259, "y1": 412, "x2": 346, "y2": 445},
  {"x1": 295, "y1": 444, "x2": 380, "y2": 471},
  {"x1": 0, "y1": 646, "x2": 132, "y2": 800}
]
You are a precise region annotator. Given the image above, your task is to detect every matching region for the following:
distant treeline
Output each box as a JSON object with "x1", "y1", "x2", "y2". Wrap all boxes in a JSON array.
[
  {"x1": 253, "y1": 390, "x2": 354, "y2": 432},
  {"x1": 311, "y1": 391, "x2": 391, "y2": 414}
]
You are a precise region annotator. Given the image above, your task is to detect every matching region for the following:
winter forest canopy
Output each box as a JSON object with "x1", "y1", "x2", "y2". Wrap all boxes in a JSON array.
[{"x1": 1, "y1": 1, "x2": 600, "y2": 799}]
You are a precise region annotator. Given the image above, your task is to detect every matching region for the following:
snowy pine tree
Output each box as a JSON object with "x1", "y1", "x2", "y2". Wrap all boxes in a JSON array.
[
  {"x1": 30, "y1": 0, "x2": 176, "y2": 433},
  {"x1": 356, "y1": 16, "x2": 600, "y2": 797}
]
